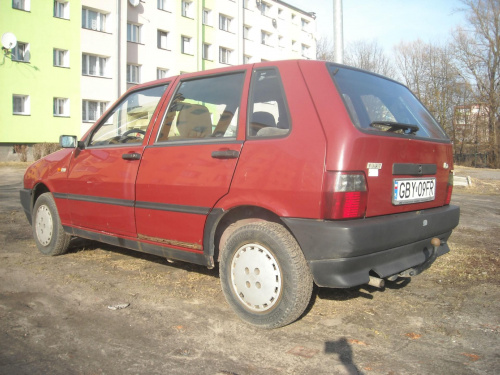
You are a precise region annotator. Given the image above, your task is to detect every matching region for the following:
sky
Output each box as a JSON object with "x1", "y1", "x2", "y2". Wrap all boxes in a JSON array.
[{"x1": 288, "y1": 0, "x2": 467, "y2": 53}]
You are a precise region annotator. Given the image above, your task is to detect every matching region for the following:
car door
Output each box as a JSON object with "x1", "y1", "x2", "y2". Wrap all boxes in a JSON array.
[
  {"x1": 65, "y1": 83, "x2": 170, "y2": 237},
  {"x1": 135, "y1": 70, "x2": 247, "y2": 251}
]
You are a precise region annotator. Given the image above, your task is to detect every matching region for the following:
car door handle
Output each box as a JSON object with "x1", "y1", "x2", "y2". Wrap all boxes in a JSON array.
[
  {"x1": 211, "y1": 150, "x2": 240, "y2": 159},
  {"x1": 122, "y1": 153, "x2": 141, "y2": 160}
]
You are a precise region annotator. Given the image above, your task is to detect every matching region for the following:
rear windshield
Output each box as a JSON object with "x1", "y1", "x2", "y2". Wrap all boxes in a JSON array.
[{"x1": 328, "y1": 64, "x2": 448, "y2": 140}]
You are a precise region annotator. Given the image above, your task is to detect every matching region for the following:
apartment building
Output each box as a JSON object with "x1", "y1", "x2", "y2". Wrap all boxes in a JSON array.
[
  {"x1": 81, "y1": 0, "x2": 317, "y2": 134},
  {"x1": 0, "y1": 0, "x2": 317, "y2": 156}
]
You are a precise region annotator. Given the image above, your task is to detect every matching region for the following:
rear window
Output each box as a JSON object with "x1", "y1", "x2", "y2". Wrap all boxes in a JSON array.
[{"x1": 328, "y1": 64, "x2": 448, "y2": 140}]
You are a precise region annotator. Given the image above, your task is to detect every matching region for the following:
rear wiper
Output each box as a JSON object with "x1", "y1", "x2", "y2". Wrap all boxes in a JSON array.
[{"x1": 370, "y1": 121, "x2": 419, "y2": 135}]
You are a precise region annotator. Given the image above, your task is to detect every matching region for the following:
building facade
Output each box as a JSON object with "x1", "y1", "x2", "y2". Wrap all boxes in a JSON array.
[
  {"x1": 0, "y1": 0, "x2": 81, "y2": 147},
  {"x1": 1, "y1": 0, "x2": 316, "y2": 158}
]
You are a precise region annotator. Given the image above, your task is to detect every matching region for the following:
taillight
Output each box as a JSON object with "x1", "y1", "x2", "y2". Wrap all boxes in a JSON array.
[
  {"x1": 323, "y1": 172, "x2": 368, "y2": 220},
  {"x1": 445, "y1": 171, "x2": 453, "y2": 205}
]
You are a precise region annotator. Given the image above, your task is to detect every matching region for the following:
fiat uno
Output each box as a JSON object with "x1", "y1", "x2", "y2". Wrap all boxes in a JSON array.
[{"x1": 20, "y1": 60, "x2": 460, "y2": 328}]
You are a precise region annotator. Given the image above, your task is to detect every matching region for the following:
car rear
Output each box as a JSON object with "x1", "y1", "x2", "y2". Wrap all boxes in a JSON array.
[{"x1": 282, "y1": 61, "x2": 460, "y2": 288}]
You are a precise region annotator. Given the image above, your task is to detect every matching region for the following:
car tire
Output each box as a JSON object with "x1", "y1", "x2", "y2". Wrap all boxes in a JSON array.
[
  {"x1": 219, "y1": 221, "x2": 313, "y2": 329},
  {"x1": 32, "y1": 192, "x2": 71, "y2": 256}
]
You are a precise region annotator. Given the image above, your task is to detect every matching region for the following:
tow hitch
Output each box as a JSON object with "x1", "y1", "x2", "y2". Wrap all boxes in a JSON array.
[{"x1": 398, "y1": 237, "x2": 443, "y2": 278}]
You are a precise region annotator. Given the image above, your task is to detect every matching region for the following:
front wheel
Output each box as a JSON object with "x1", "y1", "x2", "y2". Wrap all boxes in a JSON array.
[
  {"x1": 219, "y1": 221, "x2": 313, "y2": 329},
  {"x1": 32, "y1": 192, "x2": 71, "y2": 256}
]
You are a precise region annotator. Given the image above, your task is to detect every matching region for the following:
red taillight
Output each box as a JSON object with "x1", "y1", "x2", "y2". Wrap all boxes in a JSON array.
[
  {"x1": 445, "y1": 171, "x2": 454, "y2": 205},
  {"x1": 324, "y1": 172, "x2": 368, "y2": 220}
]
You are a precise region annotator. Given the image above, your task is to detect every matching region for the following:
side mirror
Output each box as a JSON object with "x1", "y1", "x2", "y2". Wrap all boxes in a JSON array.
[{"x1": 59, "y1": 135, "x2": 77, "y2": 148}]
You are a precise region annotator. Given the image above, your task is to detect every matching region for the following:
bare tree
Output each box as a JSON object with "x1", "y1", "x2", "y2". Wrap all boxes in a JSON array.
[
  {"x1": 316, "y1": 36, "x2": 335, "y2": 62},
  {"x1": 394, "y1": 39, "x2": 473, "y2": 153},
  {"x1": 344, "y1": 40, "x2": 396, "y2": 78},
  {"x1": 453, "y1": 0, "x2": 500, "y2": 167}
]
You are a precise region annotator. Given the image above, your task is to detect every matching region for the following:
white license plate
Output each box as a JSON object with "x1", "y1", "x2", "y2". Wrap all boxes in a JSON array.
[{"x1": 393, "y1": 178, "x2": 436, "y2": 205}]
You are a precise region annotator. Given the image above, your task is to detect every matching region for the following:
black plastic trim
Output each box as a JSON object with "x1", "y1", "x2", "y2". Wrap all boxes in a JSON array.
[
  {"x1": 135, "y1": 201, "x2": 210, "y2": 215},
  {"x1": 63, "y1": 226, "x2": 212, "y2": 267},
  {"x1": 20, "y1": 188, "x2": 33, "y2": 225},
  {"x1": 53, "y1": 193, "x2": 134, "y2": 207},
  {"x1": 393, "y1": 163, "x2": 437, "y2": 175}
]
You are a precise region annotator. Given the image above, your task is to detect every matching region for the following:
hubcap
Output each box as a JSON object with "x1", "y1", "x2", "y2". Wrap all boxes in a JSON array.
[
  {"x1": 230, "y1": 244, "x2": 282, "y2": 312},
  {"x1": 35, "y1": 205, "x2": 53, "y2": 246}
]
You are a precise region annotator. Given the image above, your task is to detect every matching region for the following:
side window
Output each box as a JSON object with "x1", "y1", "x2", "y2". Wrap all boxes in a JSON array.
[
  {"x1": 156, "y1": 72, "x2": 245, "y2": 142},
  {"x1": 89, "y1": 84, "x2": 168, "y2": 146},
  {"x1": 248, "y1": 68, "x2": 291, "y2": 137}
]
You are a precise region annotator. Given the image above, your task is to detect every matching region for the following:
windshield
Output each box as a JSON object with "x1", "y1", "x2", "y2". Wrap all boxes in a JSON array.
[{"x1": 328, "y1": 64, "x2": 449, "y2": 140}]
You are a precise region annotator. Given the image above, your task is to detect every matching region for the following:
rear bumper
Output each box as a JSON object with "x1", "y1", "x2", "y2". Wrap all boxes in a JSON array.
[{"x1": 282, "y1": 205, "x2": 460, "y2": 288}]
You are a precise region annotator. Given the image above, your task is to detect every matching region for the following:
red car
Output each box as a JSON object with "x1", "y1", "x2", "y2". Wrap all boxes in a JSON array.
[{"x1": 20, "y1": 60, "x2": 460, "y2": 328}]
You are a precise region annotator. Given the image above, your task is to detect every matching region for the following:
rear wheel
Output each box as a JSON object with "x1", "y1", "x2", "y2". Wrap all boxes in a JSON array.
[
  {"x1": 219, "y1": 221, "x2": 313, "y2": 329},
  {"x1": 32, "y1": 192, "x2": 70, "y2": 256}
]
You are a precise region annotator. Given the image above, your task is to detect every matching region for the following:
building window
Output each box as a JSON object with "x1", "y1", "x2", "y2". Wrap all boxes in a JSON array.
[
  {"x1": 54, "y1": 98, "x2": 70, "y2": 117},
  {"x1": 53, "y1": 49, "x2": 69, "y2": 67},
  {"x1": 157, "y1": 68, "x2": 168, "y2": 80},
  {"x1": 12, "y1": 0, "x2": 30, "y2": 11},
  {"x1": 82, "y1": 8, "x2": 107, "y2": 32},
  {"x1": 13, "y1": 95, "x2": 30, "y2": 115},
  {"x1": 127, "y1": 23, "x2": 141, "y2": 43},
  {"x1": 82, "y1": 100, "x2": 108, "y2": 122},
  {"x1": 292, "y1": 40, "x2": 298, "y2": 51},
  {"x1": 54, "y1": 1, "x2": 69, "y2": 19},
  {"x1": 219, "y1": 47, "x2": 232, "y2": 65},
  {"x1": 244, "y1": 55, "x2": 251, "y2": 64},
  {"x1": 12, "y1": 42, "x2": 30, "y2": 62},
  {"x1": 157, "y1": 30, "x2": 169, "y2": 49},
  {"x1": 127, "y1": 64, "x2": 140, "y2": 84},
  {"x1": 278, "y1": 8, "x2": 283, "y2": 18},
  {"x1": 301, "y1": 44, "x2": 310, "y2": 58},
  {"x1": 181, "y1": 36, "x2": 192, "y2": 55},
  {"x1": 243, "y1": 25, "x2": 251, "y2": 40},
  {"x1": 182, "y1": 1, "x2": 193, "y2": 18},
  {"x1": 219, "y1": 14, "x2": 232, "y2": 32},
  {"x1": 157, "y1": 0, "x2": 168, "y2": 11},
  {"x1": 203, "y1": 8, "x2": 211, "y2": 26},
  {"x1": 202, "y1": 43, "x2": 212, "y2": 60},
  {"x1": 260, "y1": 2, "x2": 271, "y2": 17},
  {"x1": 301, "y1": 18, "x2": 309, "y2": 31},
  {"x1": 261, "y1": 31, "x2": 271, "y2": 46},
  {"x1": 82, "y1": 54, "x2": 108, "y2": 77}
]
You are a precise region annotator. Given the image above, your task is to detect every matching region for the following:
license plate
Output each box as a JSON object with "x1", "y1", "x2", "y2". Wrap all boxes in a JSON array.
[{"x1": 393, "y1": 178, "x2": 436, "y2": 205}]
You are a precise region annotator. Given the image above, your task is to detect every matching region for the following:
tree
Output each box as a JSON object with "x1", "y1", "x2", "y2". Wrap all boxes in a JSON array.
[
  {"x1": 344, "y1": 40, "x2": 396, "y2": 78},
  {"x1": 316, "y1": 36, "x2": 335, "y2": 62},
  {"x1": 453, "y1": 0, "x2": 500, "y2": 168}
]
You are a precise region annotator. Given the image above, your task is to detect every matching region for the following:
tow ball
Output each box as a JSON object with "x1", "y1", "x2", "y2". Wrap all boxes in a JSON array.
[{"x1": 398, "y1": 237, "x2": 443, "y2": 278}]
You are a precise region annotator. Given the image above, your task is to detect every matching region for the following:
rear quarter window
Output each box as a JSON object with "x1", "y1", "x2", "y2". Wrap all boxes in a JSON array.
[{"x1": 329, "y1": 64, "x2": 449, "y2": 141}]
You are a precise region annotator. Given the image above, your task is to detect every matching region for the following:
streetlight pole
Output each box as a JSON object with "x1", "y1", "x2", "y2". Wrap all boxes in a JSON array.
[{"x1": 333, "y1": 0, "x2": 343, "y2": 64}]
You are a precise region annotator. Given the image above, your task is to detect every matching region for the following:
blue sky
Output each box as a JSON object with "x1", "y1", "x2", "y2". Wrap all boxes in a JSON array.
[{"x1": 289, "y1": 0, "x2": 467, "y2": 52}]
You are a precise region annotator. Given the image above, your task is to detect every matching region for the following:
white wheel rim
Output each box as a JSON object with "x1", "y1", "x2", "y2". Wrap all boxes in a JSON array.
[
  {"x1": 35, "y1": 205, "x2": 53, "y2": 246},
  {"x1": 230, "y1": 243, "x2": 282, "y2": 312}
]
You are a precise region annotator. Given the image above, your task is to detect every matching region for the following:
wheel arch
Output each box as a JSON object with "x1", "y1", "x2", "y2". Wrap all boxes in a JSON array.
[{"x1": 204, "y1": 205, "x2": 297, "y2": 265}]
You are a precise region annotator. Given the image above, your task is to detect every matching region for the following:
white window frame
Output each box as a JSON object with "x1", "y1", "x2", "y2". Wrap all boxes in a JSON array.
[
  {"x1": 301, "y1": 44, "x2": 310, "y2": 59},
  {"x1": 202, "y1": 43, "x2": 212, "y2": 60},
  {"x1": 127, "y1": 64, "x2": 140, "y2": 84},
  {"x1": 182, "y1": 1, "x2": 193, "y2": 18},
  {"x1": 12, "y1": 42, "x2": 29, "y2": 62},
  {"x1": 53, "y1": 98, "x2": 70, "y2": 117},
  {"x1": 12, "y1": 0, "x2": 30, "y2": 11},
  {"x1": 243, "y1": 25, "x2": 251, "y2": 40},
  {"x1": 82, "y1": 100, "x2": 108, "y2": 122},
  {"x1": 157, "y1": 68, "x2": 168, "y2": 80},
  {"x1": 82, "y1": 8, "x2": 107, "y2": 32},
  {"x1": 181, "y1": 36, "x2": 193, "y2": 55},
  {"x1": 260, "y1": 2, "x2": 271, "y2": 17},
  {"x1": 53, "y1": 48, "x2": 69, "y2": 67},
  {"x1": 301, "y1": 18, "x2": 309, "y2": 31},
  {"x1": 261, "y1": 31, "x2": 272, "y2": 46},
  {"x1": 13, "y1": 95, "x2": 30, "y2": 115},
  {"x1": 203, "y1": 8, "x2": 212, "y2": 26},
  {"x1": 54, "y1": 0, "x2": 69, "y2": 19},
  {"x1": 219, "y1": 47, "x2": 232, "y2": 65},
  {"x1": 82, "y1": 54, "x2": 108, "y2": 77},
  {"x1": 157, "y1": 0, "x2": 169, "y2": 11},
  {"x1": 157, "y1": 30, "x2": 169, "y2": 50},
  {"x1": 127, "y1": 23, "x2": 141, "y2": 43},
  {"x1": 219, "y1": 14, "x2": 232, "y2": 32},
  {"x1": 244, "y1": 55, "x2": 251, "y2": 64}
]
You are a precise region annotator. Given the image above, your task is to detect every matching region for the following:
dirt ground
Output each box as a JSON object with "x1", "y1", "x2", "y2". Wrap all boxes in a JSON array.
[{"x1": 0, "y1": 163, "x2": 499, "y2": 375}]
